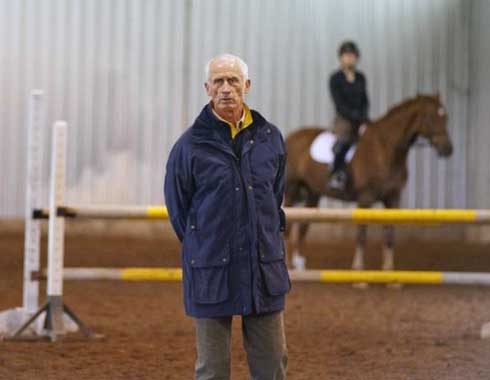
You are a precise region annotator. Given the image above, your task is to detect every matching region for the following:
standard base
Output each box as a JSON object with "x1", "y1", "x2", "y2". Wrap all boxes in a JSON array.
[
  {"x1": 2, "y1": 297, "x2": 93, "y2": 341},
  {"x1": 0, "y1": 307, "x2": 77, "y2": 338},
  {"x1": 481, "y1": 321, "x2": 490, "y2": 339},
  {"x1": 0, "y1": 308, "x2": 41, "y2": 337}
]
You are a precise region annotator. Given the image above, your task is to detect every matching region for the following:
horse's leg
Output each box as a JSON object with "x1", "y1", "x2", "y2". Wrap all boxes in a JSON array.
[
  {"x1": 283, "y1": 183, "x2": 295, "y2": 268},
  {"x1": 292, "y1": 189, "x2": 320, "y2": 270},
  {"x1": 291, "y1": 224, "x2": 306, "y2": 270},
  {"x1": 352, "y1": 194, "x2": 374, "y2": 288},
  {"x1": 352, "y1": 224, "x2": 367, "y2": 271},
  {"x1": 382, "y1": 196, "x2": 401, "y2": 288},
  {"x1": 352, "y1": 194, "x2": 373, "y2": 271},
  {"x1": 284, "y1": 181, "x2": 303, "y2": 269},
  {"x1": 381, "y1": 196, "x2": 400, "y2": 271},
  {"x1": 285, "y1": 223, "x2": 296, "y2": 269},
  {"x1": 351, "y1": 224, "x2": 368, "y2": 289},
  {"x1": 382, "y1": 224, "x2": 395, "y2": 271}
]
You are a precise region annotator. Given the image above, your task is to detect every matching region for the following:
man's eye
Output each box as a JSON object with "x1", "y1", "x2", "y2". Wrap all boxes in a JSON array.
[{"x1": 214, "y1": 79, "x2": 224, "y2": 85}]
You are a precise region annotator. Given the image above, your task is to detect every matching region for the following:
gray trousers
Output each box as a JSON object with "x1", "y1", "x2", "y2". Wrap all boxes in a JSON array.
[{"x1": 194, "y1": 311, "x2": 288, "y2": 380}]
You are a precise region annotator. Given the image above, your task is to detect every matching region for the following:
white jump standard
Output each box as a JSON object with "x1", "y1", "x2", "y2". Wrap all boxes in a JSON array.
[
  {"x1": 0, "y1": 91, "x2": 45, "y2": 336},
  {"x1": 8, "y1": 122, "x2": 94, "y2": 341}
]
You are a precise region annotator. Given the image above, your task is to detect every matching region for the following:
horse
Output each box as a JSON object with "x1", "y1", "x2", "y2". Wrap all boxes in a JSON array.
[{"x1": 284, "y1": 94, "x2": 453, "y2": 273}]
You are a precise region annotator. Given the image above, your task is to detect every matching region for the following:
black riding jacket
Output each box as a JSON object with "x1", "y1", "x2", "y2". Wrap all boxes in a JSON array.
[{"x1": 329, "y1": 70, "x2": 369, "y2": 127}]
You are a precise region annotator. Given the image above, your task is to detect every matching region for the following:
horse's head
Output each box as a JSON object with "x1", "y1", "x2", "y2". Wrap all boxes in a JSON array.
[{"x1": 415, "y1": 94, "x2": 453, "y2": 157}]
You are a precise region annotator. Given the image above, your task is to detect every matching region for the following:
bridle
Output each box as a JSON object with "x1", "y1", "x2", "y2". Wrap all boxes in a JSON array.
[{"x1": 413, "y1": 106, "x2": 447, "y2": 148}]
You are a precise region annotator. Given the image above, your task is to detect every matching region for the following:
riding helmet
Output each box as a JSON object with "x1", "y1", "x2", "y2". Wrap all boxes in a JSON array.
[{"x1": 338, "y1": 41, "x2": 360, "y2": 57}]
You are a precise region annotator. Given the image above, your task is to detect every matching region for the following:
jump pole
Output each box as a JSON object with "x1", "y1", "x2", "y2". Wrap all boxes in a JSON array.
[
  {"x1": 33, "y1": 206, "x2": 490, "y2": 224},
  {"x1": 35, "y1": 267, "x2": 490, "y2": 286},
  {"x1": 9, "y1": 122, "x2": 95, "y2": 341},
  {"x1": 0, "y1": 90, "x2": 44, "y2": 336}
]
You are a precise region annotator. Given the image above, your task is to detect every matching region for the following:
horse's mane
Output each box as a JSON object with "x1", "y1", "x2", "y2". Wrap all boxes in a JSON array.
[
  {"x1": 374, "y1": 94, "x2": 438, "y2": 124},
  {"x1": 383, "y1": 97, "x2": 419, "y2": 119}
]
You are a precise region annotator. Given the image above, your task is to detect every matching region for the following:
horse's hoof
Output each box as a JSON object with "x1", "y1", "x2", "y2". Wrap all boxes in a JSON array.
[
  {"x1": 352, "y1": 282, "x2": 369, "y2": 289},
  {"x1": 292, "y1": 254, "x2": 306, "y2": 271},
  {"x1": 387, "y1": 282, "x2": 403, "y2": 290}
]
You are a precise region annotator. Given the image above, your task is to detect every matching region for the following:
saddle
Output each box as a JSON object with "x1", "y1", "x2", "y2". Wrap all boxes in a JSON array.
[{"x1": 309, "y1": 131, "x2": 356, "y2": 166}]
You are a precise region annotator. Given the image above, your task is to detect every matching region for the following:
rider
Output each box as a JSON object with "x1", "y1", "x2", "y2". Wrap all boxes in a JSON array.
[{"x1": 327, "y1": 41, "x2": 370, "y2": 190}]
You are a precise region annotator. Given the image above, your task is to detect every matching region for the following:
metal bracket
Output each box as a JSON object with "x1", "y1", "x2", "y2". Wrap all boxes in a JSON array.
[{"x1": 6, "y1": 296, "x2": 96, "y2": 342}]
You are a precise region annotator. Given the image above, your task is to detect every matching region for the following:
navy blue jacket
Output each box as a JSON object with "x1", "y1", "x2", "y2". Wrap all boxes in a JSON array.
[{"x1": 164, "y1": 104, "x2": 290, "y2": 318}]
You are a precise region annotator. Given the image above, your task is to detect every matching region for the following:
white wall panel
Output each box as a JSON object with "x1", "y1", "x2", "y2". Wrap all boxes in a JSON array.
[
  {"x1": 468, "y1": 0, "x2": 490, "y2": 208},
  {"x1": 0, "y1": 0, "x2": 476, "y2": 216}
]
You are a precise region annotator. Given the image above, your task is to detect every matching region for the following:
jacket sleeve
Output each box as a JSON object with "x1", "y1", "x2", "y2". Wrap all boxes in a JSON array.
[
  {"x1": 359, "y1": 74, "x2": 370, "y2": 123},
  {"x1": 164, "y1": 140, "x2": 193, "y2": 242},
  {"x1": 273, "y1": 133, "x2": 287, "y2": 232},
  {"x1": 329, "y1": 74, "x2": 361, "y2": 123}
]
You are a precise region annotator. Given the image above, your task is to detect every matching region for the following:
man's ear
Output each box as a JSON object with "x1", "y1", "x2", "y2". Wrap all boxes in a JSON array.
[
  {"x1": 204, "y1": 82, "x2": 211, "y2": 96},
  {"x1": 244, "y1": 79, "x2": 251, "y2": 95}
]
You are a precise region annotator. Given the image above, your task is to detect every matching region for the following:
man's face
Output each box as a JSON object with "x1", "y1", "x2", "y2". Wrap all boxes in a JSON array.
[
  {"x1": 339, "y1": 52, "x2": 358, "y2": 69},
  {"x1": 205, "y1": 58, "x2": 251, "y2": 113}
]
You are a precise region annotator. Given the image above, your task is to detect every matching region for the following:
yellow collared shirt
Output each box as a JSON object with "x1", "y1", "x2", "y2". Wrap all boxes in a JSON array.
[{"x1": 212, "y1": 104, "x2": 254, "y2": 139}]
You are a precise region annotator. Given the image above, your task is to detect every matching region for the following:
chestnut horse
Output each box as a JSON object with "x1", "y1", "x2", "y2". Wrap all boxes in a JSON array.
[{"x1": 285, "y1": 94, "x2": 453, "y2": 272}]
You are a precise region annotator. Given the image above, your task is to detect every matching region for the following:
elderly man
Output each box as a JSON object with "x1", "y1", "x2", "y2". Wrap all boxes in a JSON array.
[{"x1": 164, "y1": 54, "x2": 290, "y2": 379}]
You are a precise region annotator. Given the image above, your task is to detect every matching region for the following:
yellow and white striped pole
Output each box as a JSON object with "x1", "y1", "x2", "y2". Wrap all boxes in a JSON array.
[
  {"x1": 42, "y1": 267, "x2": 490, "y2": 286},
  {"x1": 33, "y1": 205, "x2": 490, "y2": 224}
]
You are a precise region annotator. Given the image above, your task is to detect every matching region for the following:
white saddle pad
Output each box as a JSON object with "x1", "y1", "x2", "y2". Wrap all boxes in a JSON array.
[{"x1": 309, "y1": 131, "x2": 356, "y2": 165}]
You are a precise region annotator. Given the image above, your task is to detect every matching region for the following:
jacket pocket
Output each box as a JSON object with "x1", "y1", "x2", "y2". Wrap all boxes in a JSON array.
[
  {"x1": 258, "y1": 246, "x2": 291, "y2": 297},
  {"x1": 189, "y1": 250, "x2": 230, "y2": 304}
]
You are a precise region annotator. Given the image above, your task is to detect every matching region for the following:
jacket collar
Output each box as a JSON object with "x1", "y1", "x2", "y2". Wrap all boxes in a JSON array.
[
  {"x1": 191, "y1": 104, "x2": 269, "y2": 157},
  {"x1": 211, "y1": 103, "x2": 253, "y2": 138}
]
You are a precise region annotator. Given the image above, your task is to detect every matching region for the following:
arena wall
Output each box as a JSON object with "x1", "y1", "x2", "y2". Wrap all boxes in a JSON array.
[{"x1": 0, "y1": 0, "x2": 477, "y2": 217}]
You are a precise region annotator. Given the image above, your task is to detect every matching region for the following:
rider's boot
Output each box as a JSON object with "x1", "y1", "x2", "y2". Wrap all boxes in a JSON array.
[{"x1": 327, "y1": 141, "x2": 350, "y2": 190}]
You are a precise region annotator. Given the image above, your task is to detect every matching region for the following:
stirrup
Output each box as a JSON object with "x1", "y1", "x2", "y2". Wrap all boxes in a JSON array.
[{"x1": 327, "y1": 171, "x2": 347, "y2": 190}]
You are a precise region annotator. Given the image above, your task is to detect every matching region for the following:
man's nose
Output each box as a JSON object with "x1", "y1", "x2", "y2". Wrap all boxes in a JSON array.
[{"x1": 221, "y1": 81, "x2": 232, "y2": 93}]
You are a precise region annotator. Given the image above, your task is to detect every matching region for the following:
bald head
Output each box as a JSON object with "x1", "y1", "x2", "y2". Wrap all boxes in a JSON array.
[{"x1": 205, "y1": 54, "x2": 249, "y2": 81}]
